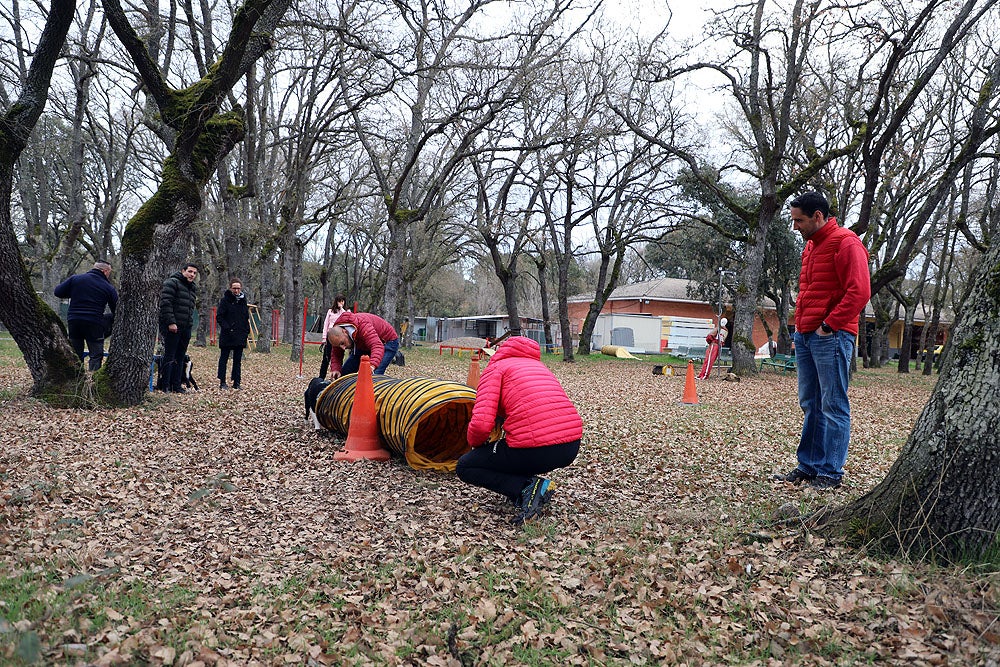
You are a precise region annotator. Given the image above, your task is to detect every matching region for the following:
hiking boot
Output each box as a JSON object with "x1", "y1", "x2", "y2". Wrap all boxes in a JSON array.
[
  {"x1": 220, "y1": 380, "x2": 228, "y2": 390},
  {"x1": 808, "y1": 475, "x2": 842, "y2": 490},
  {"x1": 511, "y1": 477, "x2": 555, "y2": 525},
  {"x1": 232, "y1": 383, "x2": 241, "y2": 390},
  {"x1": 772, "y1": 468, "x2": 813, "y2": 485}
]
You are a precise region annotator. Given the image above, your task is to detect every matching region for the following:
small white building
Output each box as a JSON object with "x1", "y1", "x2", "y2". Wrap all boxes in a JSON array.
[
  {"x1": 589, "y1": 313, "x2": 715, "y2": 354},
  {"x1": 437, "y1": 315, "x2": 545, "y2": 344}
]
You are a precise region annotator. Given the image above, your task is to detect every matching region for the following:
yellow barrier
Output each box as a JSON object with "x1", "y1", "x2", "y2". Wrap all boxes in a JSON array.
[{"x1": 315, "y1": 375, "x2": 476, "y2": 472}]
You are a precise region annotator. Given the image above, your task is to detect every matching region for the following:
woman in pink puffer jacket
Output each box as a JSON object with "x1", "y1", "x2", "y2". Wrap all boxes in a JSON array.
[{"x1": 457, "y1": 336, "x2": 582, "y2": 525}]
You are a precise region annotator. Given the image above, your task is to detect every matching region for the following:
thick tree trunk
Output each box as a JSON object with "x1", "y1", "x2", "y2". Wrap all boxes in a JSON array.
[
  {"x1": 0, "y1": 162, "x2": 84, "y2": 402},
  {"x1": 0, "y1": 0, "x2": 84, "y2": 403},
  {"x1": 813, "y1": 241, "x2": 1000, "y2": 561},
  {"x1": 732, "y1": 205, "x2": 772, "y2": 374},
  {"x1": 100, "y1": 162, "x2": 207, "y2": 405}
]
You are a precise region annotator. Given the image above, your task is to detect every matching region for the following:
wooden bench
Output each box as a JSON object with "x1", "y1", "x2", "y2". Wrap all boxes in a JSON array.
[{"x1": 760, "y1": 353, "x2": 796, "y2": 373}]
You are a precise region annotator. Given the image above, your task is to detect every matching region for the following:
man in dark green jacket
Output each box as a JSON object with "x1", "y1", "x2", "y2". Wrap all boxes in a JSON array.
[{"x1": 158, "y1": 263, "x2": 198, "y2": 392}]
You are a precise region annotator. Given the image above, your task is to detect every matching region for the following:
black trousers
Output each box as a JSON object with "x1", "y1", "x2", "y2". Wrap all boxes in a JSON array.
[
  {"x1": 318, "y1": 342, "x2": 332, "y2": 379},
  {"x1": 160, "y1": 327, "x2": 191, "y2": 391},
  {"x1": 456, "y1": 439, "x2": 580, "y2": 501},
  {"x1": 218, "y1": 347, "x2": 244, "y2": 386},
  {"x1": 68, "y1": 320, "x2": 107, "y2": 371}
]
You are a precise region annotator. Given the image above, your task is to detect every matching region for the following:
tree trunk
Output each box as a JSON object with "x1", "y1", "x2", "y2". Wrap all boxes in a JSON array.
[
  {"x1": 897, "y1": 302, "x2": 917, "y2": 373},
  {"x1": 256, "y1": 247, "x2": 276, "y2": 353},
  {"x1": 813, "y1": 238, "x2": 1000, "y2": 561},
  {"x1": 577, "y1": 246, "x2": 623, "y2": 357},
  {"x1": 100, "y1": 161, "x2": 212, "y2": 405},
  {"x1": 382, "y1": 217, "x2": 406, "y2": 328},
  {"x1": 0, "y1": 161, "x2": 84, "y2": 402},
  {"x1": 732, "y1": 203, "x2": 773, "y2": 374},
  {"x1": 288, "y1": 238, "x2": 303, "y2": 363},
  {"x1": 537, "y1": 256, "x2": 554, "y2": 354},
  {"x1": 0, "y1": 0, "x2": 85, "y2": 403}
]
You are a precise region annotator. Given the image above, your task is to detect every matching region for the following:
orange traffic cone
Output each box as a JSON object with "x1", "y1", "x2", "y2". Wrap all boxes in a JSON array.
[
  {"x1": 335, "y1": 355, "x2": 391, "y2": 462},
  {"x1": 681, "y1": 359, "x2": 699, "y2": 405},
  {"x1": 467, "y1": 356, "x2": 481, "y2": 390}
]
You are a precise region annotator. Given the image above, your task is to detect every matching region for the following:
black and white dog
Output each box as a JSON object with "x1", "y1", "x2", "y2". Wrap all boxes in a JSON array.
[
  {"x1": 153, "y1": 354, "x2": 199, "y2": 391},
  {"x1": 304, "y1": 377, "x2": 331, "y2": 430}
]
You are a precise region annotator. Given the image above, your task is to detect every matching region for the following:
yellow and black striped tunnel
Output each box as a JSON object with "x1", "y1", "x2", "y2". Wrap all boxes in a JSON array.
[{"x1": 315, "y1": 375, "x2": 477, "y2": 472}]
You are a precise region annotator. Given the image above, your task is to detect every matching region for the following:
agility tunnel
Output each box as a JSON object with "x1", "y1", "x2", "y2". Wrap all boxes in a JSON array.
[
  {"x1": 314, "y1": 375, "x2": 477, "y2": 472},
  {"x1": 601, "y1": 345, "x2": 637, "y2": 359}
]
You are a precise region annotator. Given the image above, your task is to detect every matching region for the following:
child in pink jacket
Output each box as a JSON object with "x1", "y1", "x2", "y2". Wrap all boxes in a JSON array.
[{"x1": 457, "y1": 336, "x2": 582, "y2": 525}]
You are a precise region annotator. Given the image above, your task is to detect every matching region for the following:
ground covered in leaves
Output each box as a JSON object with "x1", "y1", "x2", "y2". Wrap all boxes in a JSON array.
[{"x1": 2, "y1": 342, "x2": 999, "y2": 666}]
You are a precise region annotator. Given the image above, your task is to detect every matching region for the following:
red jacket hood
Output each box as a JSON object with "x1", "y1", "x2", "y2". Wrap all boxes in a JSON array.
[{"x1": 491, "y1": 336, "x2": 541, "y2": 363}]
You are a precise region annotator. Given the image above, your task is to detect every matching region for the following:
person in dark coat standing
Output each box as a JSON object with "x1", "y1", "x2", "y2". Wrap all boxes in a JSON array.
[
  {"x1": 216, "y1": 279, "x2": 250, "y2": 389},
  {"x1": 54, "y1": 260, "x2": 119, "y2": 370},
  {"x1": 158, "y1": 263, "x2": 198, "y2": 393}
]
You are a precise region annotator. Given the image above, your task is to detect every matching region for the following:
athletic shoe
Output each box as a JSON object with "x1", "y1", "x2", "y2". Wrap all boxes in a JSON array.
[
  {"x1": 772, "y1": 468, "x2": 813, "y2": 485},
  {"x1": 808, "y1": 475, "x2": 842, "y2": 490},
  {"x1": 511, "y1": 477, "x2": 555, "y2": 525}
]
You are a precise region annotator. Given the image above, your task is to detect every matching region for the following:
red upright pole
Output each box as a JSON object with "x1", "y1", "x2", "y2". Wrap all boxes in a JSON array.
[
  {"x1": 299, "y1": 297, "x2": 308, "y2": 377},
  {"x1": 209, "y1": 307, "x2": 216, "y2": 345}
]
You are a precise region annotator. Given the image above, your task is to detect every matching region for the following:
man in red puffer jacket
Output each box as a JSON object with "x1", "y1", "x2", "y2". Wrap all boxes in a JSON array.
[
  {"x1": 325, "y1": 311, "x2": 399, "y2": 378},
  {"x1": 773, "y1": 191, "x2": 870, "y2": 491},
  {"x1": 457, "y1": 336, "x2": 583, "y2": 525}
]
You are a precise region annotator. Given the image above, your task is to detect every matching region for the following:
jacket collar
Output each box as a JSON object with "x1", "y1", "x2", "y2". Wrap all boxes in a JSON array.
[{"x1": 810, "y1": 217, "x2": 839, "y2": 245}]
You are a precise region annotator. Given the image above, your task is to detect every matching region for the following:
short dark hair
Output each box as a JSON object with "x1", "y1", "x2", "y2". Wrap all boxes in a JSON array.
[
  {"x1": 789, "y1": 192, "x2": 829, "y2": 218},
  {"x1": 183, "y1": 262, "x2": 198, "y2": 271},
  {"x1": 334, "y1": 294, "x2": 347, "y2": 306},
  {"x1": 230, "y1": 278, "x2": 242, "y2": 287}
]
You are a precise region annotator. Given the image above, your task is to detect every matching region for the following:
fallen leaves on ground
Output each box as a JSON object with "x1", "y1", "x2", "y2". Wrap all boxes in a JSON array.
[{"x1": 1, "y1": 345, "x2": 998, "y2": 666}]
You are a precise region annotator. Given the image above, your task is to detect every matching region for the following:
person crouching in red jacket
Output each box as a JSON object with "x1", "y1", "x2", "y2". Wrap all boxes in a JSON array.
[{"x1": 457, "y1": 336, "x2": 582, "y2": 525}]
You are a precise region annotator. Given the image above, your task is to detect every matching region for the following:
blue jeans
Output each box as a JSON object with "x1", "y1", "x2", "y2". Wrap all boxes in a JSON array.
[
  {"x1": 341, "y1": 338, "x2": 399, "y2": 375},
  {"x1": 793, "y1": 330, "x2": 854, "y2": 480}
]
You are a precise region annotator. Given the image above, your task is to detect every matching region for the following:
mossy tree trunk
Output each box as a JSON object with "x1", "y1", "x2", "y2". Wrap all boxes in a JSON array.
[
  {"x1": 0, "y1": 0, "x2": 88, "y2": 404},
  {"x1": 96, "y1": 0, "x2": 290, "y2": 406},
  {"x1": 812, "y1": 240, "x2": 1000, "y2": 561}
]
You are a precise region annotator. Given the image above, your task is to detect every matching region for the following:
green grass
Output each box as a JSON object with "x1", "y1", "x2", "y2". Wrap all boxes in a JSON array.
[{"x1": 0, "y1": 568, "x2": 199, "y2": 665}]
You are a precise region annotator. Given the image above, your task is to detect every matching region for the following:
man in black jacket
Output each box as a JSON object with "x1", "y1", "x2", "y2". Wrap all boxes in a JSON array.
[
  {"x1": 158, "y1": 263, "x2": 198, "y2": 393},
  {"x1": 54, "y1": 260, "x2": 119, "y2": 370},
  {"x1": 216, "y1": 279, "x2": 250, "y2": 389}
]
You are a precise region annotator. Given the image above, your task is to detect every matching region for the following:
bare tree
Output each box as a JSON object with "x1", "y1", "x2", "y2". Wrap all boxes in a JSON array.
[
  {"x1": 0, "y1": 0, "x2": 85, "y2": 403},
  {"x1": 338, "y1": 0, "x2": 593, "y2": 330},
  {"x1": 98, "y1": 0, "x2": 292, "y2": 405},
  {"x1": 615, "y1": 0, "x2": 864, "y2": 373}
]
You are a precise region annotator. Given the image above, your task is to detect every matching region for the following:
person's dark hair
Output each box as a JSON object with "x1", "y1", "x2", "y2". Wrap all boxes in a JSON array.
[
  {"x1": 334, "y1": 293, "x2": 347, "y2": 307},
  {"x1": 230, "y1": 278, "x2": 242, "y2": 287},
  {"x1": 789, "y1": 191, "x2": 829, "y2": 218},
  {"x1": 183, "y1": 262, "x2": 198, "y2": 271}
]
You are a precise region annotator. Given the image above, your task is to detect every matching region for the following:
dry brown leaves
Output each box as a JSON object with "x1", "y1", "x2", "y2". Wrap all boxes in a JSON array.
[{"x1": 1, "y1": 346, "x2": 999, "y2": 666}]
